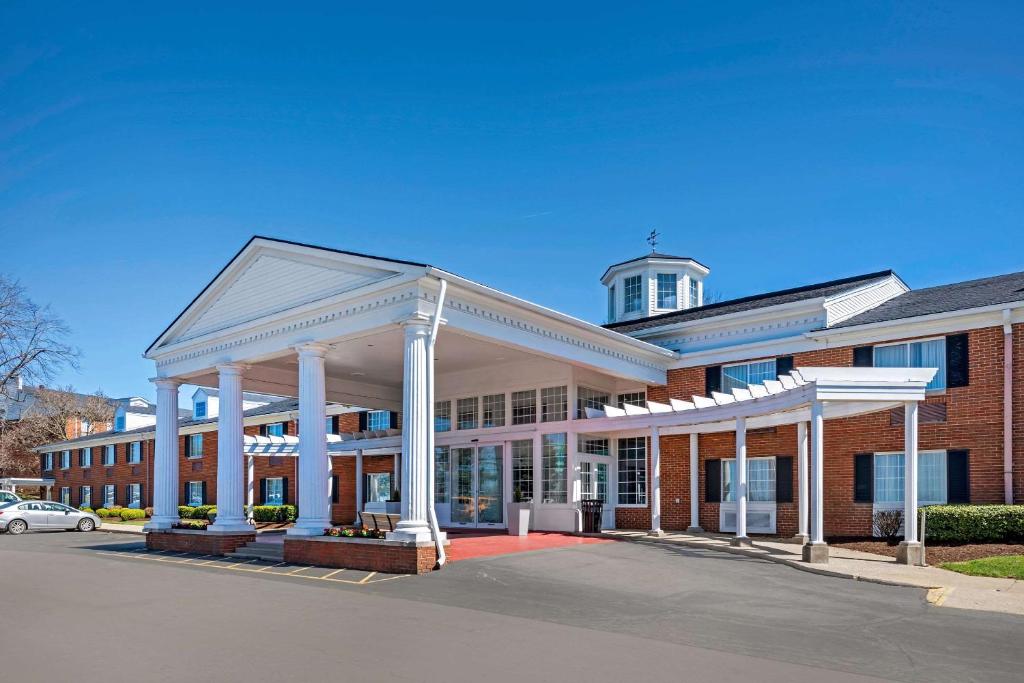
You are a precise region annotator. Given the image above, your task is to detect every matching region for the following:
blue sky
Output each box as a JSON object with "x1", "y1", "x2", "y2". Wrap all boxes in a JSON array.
[{"x1": 2, "y1": 2, "x2": 1022, "y2": 402}]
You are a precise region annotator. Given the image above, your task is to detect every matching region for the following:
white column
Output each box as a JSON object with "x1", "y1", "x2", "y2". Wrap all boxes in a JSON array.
[
  {"x1": 210, "y1": 364, "x2": 251, "y2": 533},
  {"x1": 146, "y1": 377, "x2": 181, "y2": 530},
  {"x1": 903, "y1": 401, "x2": 919, "y2": 545},
  {"x1": 687, "y1": 433, "x2": 702, "y2": 532},
  {"x1": 649, "y1": 426, "x2": 662, "y2": 536},
  {"x1": 732, "y1": 417, "x2": 749, "y2": 545},
  {"x1": 810, "y1": 401, "x2": 825, "y2": 545},
  {"x1": 246, "y1": 454, "x2": 255, "y2": 522},
  {"x1": 354, "y1": 449, "x2": 364, "y2": 526},
  {"x1": 389, "y1": 318, "x2": 435, "y2": 542},
  {"x1": 796, "y1": 421, "x2": 809, "y2": 543},
  {"x1": 289, "y1": 344, "x2": 331, "y2": 536}
]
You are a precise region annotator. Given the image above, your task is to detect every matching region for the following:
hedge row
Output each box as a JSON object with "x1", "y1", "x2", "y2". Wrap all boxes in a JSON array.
[
  {"x1": 178, "y1": 505, "x2": 217, "y2": 520},
  {"x1": 252, "y1": 505, "x2": 298, "y2": 523},
  {"x1": 923, "y1": 505, "x2": 1024, "y2": 543},
  {"x1": 91, "y1": 507, "x2": 149, "y2": 521}
]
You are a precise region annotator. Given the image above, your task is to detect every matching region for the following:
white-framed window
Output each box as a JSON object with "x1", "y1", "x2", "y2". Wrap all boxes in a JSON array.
[
  {"x1": 616, "y1": 437, "x2": 647, "y2": 505},
  {"x1": 874, "y1": 450, "x2": 948, "y2": 506},
  {"x1": 511, "y1": 440, "x2": 533, "y2": 502},
  {"x1": 43, "y1": 453, "x2": 53, "y2": 471},
  {"x1": 114, "y1": 414, "x2": 126, "y2": 431},
  {"x1": 187, "y1": 433, "x2": 203, "y2": 459},
  {"x1": 617, "y1": 391, "x2": 646, "y2": 409},
  {"x1": 103, "y1": 484, "x2": 115, "y2": 508},
  {"x1": 81, "y1": 447, "x2": 92, "y2": 468},
  {"x1": 434, "y1": 446, "x2": 450, "y2": 503},
  {"x1": 186, "y1": 481, "x2": 204, "y2": 506},
  {"x1": 80, "y1": 486, "x2": 92, "y2": 508},
  {"x1": 873, "y1": 338, "x2": 946, "y2": 391},
  {"x1": 576, "y1": 386, "x2": 611, "y2": 419},
  {"x1": 689, "y1": 278, "x2": 699, "y2": 307},
  {"x1": 435, "y1": 400, "x2": 452, "y2": 432},
  {"x1": 127, "y1": 483, "x2": 141, "y2": 509},
  {"x1": 365, "y1": 473, "x2": 391, "y2": 503},
  {"x1": 194, "y1": 401, "x2": 207, "y2": 419},
  {"x1": 623, "y1": 274, "x2": 643, "y2": 314},
  {"x1": 60, "y1": 487, "x2": 71, "y2": 505},
  {"x1": 103, "y1": 444, "x2": 115, "y2": 466},
  {"x1": 511, "y1": 390, "x2": 537, "y2": 425},
  {"x1": 656, "y1": 273, "x2": 677, "y2": 309},
  {"x1": 60, "y1": 450, "x2": 71, "y2": 469},
  {"x1": 81, "y1": 419, "x2": 92, "y2": 435},
  {"x1": 722, "y1": 457, "x2": 777, "y2": 502},
  {"x1": 541, "y1": 433, "x2": 567, "y2": 504},
  {"x1": 722, "y1": 360, "x2": 777, "y2": 392},
  {"x1": 481, "y1": 394, "x2": 505, "y2": 428},
  {"x1": 265, "y1": 477, "x2": 285, "y2": 505},
  {"x1": 540, "y1": 386, "x2": 567, "y2": 422},
  {"x1": 579, "y1": 435, "x2": 610, "y2": 456},
  {"x1": 367, "y1": 410, "x2": 391, "y2": 431},
  {"x1": 456, "y1": 397, "x2": 478, "y2": 430},
  {"x1": 265, "y1": 423, "x2": 285, "y2": 437},
  {"x1": 128, "y1": 441, "x2": 141, "y2": 464},
  {"x1": 607, "y1": 285, "x2": 616, "y2": 322}
]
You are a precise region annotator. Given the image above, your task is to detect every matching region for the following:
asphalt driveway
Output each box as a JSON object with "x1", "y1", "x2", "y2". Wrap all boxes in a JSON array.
[{"x1": 2, "y1": 531, "x2": 1021, "y2": 682}]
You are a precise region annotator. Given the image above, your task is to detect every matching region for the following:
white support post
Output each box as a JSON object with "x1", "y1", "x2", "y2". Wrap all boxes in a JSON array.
[
  {"x1": 145, "y1": 377, "x2": 181, "y2": 531},
  {"x1": 803, "y1": 400, "x2": 828, "y2": 563},
  {"x1": 898, "y1": 400, "x2": 923, "y2": 565},
  {"x1": 354, "y1": 449, "x2": 364, "y2": 526},
  {"x1": 732, "y1": 417, "x2": 750, "y2": 546},
  {"x1": 246, "y1": 454, "x2": 255, "y2": 522},
  {"x1": 686, "y1": 433, "x2": 702, "y2": 532},
  {"x1": 208, "y1": 364, "x2": 251, "y2": 533},
  {"x1": 393, "y1": 453, "x2": 401, "y2": 497},
  {"x1": 649, "y1": 425, "x2": 663, "y2": 536},
  {"x1": 389, "y1": 317, "x2": 437, "y2": 543},
  {"x1": 289, "y1": 344, "x2": 331, "y2": 536},
  {"x1": 794, "y1": 421, "x2": 810, "y2": 544}
]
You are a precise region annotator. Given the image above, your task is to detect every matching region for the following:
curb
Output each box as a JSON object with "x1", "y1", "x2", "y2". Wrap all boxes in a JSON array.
[{"x1": 98, "y1": 525, "x2": 146, "y2": 535}]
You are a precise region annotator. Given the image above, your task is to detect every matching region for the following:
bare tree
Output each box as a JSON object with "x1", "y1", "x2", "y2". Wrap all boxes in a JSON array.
[
  {"x1": 0, "y1": 275, "x2": 79, "y2": 401},
  {"x1": 702, "y1": 289, "x2": 726, "y2": 305}
]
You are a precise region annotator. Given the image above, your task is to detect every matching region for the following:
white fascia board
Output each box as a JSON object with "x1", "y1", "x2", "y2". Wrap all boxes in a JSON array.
[
  {"x1": 627, "y1": 297, "x2": 827, "y2": 341},
  {"x1": 669, "y1": 334, "x2": 823, "y2": 369}
]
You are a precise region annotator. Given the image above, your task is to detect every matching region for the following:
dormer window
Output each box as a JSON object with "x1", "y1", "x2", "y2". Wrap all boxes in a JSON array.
[
  {"x1": 194, "y1": 401, "x2": 207, "y2": 419},
  {"x1": 689, "y1": 278, "x2": 699, "y2": 307},
  {"x1": 656, "y1": 273, "x2": 677, "y2": 309},
  {"x1": 623, "y1": 275, "x2": 643, "y2": 314},
  {"x1": 114, "y1": 414, "x2": 126, "y2": 431}
]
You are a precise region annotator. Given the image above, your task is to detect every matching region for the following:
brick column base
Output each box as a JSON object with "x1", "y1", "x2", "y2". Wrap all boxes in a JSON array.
[
  {"x1": 146, "y1": 529, "x2": 256, "y2": 555},
  {"x1": 284, "y1": 536, "x2": 441, "y2": 574}
]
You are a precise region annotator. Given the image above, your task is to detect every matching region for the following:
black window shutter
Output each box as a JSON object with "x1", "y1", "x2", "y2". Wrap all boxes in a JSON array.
[
  {"x1": 331, "y1": 475, "x2": 339, "y2": 504},
  {"x1": 259, "y1": 478, "x2": 267, "y2": 505},
  {"x1": 78, "y1": 486, "x2": 83, "y2": 505},
  {"x1": 358, "y1": 411, "x2": 368, "y2": 431},
  {"x1": 184, "y1": 436, "x2": 191, "y2": 458},
  {"x1": 124, "y1": 485, "x2": 130, "y2": 505},
  {"x1": 775, "y1": 356, "x2": 795, "y2": 378},
  {"x1": 947, "y1": 450, "x2": 970, "y2": 503},
  {"x1": 705, "y1": 366, "x2": 722, "y2": 395},
  {"x1": 259, "y1": 424, "x2": 267, "y2": 437},
  {"x1": 331, "y1": 415, "x2": 340, "y2": 434},
  {"x1": 775, "y1": 456, "x2": 793, "y2": 503},
  {"x1": 705, "y1": 459, "x2": 721, "y2": 503},
  {"x1": 946, "y1": 334, "x2": 969, "y2": 388},
  {"x1": 389, "y1": 411, "x2": 399, "y2": 429},
  {"x1": 139, "y1": 484, "x2": 145, "y2": 508},
  {"x1": 854, "y1": 453, "x2": 874, "y2": 503},
  {"x1": 282, "y1": 477, "x2": 289, "y2": 505},
  {"x1": 200, "y1": 481, "x2": 207, "y2": 505},
  {"x1": 282, "y1": 421, "x2": 290, "y2": 436},
  {"x1": 183, "y1": 481, "x2": 188, "y2": 505},
  {"x1": 852, "y1": 346, "x2": 873, "y2": 367},
  {"x1": 112, "y1": 485, "x2": 117, "y2": 505}
]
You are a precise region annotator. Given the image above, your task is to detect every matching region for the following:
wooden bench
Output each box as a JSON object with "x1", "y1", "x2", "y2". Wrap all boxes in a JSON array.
[{"x1": 360, "y1": 511, "x2": 402, "y2": 533}]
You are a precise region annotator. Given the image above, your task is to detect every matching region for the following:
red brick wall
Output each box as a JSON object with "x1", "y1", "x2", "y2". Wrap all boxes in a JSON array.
[
  {"x1": 53, "y1": 439, "x2": 156, "y2": 509},
  {"x1": 284, "y1": 537, "x2": 437, "y2": 574},
  {"x1": 146, "y1": 529, "x2": 255, "y2": 555},
  {"x1": 1013, "y1": 323, "x2": 1024, "y2": 503}
]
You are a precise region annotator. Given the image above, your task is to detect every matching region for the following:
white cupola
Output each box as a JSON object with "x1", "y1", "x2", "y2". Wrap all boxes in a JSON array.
[{"x1": 601, "y1": 252, "x2": 710, "y2": 323}]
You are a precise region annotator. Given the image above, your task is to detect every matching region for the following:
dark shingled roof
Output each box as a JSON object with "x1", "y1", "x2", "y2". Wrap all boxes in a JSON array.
[
  {"x1": 605, "y1": 270, "x2": 896, "y2": 334},
  {"x1": 831, "y1": 270, "x2": 1024, "y2": 329}
]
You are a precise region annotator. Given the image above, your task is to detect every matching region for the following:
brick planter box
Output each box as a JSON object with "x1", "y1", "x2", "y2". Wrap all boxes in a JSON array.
[
  {"x1": 146, "y1": 529, "x2": 256, "y2": 555},
  {"x1": 284, "y1": 536, "x2": 442, "y2": 574}
]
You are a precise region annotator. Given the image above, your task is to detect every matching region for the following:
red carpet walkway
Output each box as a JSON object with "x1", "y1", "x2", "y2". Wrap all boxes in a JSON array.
[{"x1": 444, "y1": 530, "x2": 610, "y2": 562}]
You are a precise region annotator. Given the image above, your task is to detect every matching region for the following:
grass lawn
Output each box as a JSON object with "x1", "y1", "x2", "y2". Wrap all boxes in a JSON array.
[{"x1": 941, "y1": 555, "x2": 1024, "y2": 579}]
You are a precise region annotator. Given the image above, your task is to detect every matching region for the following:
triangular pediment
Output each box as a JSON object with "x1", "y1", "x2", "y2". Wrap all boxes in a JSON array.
[{"x1": 150, "y1": 237, "x2": 427, "y2": 351}]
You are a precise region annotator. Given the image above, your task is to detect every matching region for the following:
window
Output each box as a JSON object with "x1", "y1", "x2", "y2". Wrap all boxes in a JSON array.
[
  {"x1": 540, "y1": 386, "x2": 567, "y2": 422},
  {"x1": 617, "y1": 391, "x2": 646, "y2": 409},
  {"x1": 623, "y1": 275, "x2": 643, "y2": 314},
  {"x1": 656, "y1": 273, "x2": 677, "y2": 309},
  {"x1": 365, "y1": 473, "x2": 391, "y2": 503},
  {"x1": 722, "y1": 360, "x2": 777, "y2": 392},
  {"x1": 576, "y1": 387, "x2": 611, "y2": 419},
  {"x1": 607, "y1": 285, "x2": 616, "y2": 321},
  {"x1": 456, "y1": 397, "x2": 478, "y2": 430},
  {"x1": 43, "y1": 453, "x2": 53, "y2": 471},
  {"x1": 434, "y1": 446, "x2": 450, "y2": 503},
  {"x1": 194, "y1": 401, "x2": 207, "y2": 419},
  {"x1": 115, "y1": 415, "x2": 126, "y2": 431},
  {"x1": 325, "y1": 417, "x2": 335, "y2": 434},
  {"x1": 541, "y1": 434, "x2": 567, "y2": 504},
  {"x1": 578, "y1": 435, "x2": 610, "y2": 456},
  {"x1": 874, "y1": 451, "x2": 948, "y2": 506},
  {"x1": 722, "y1": 457, "x2": 777, "y2": 502},
  {"x1": 81, "y1": 419, "x2": 92, "y2": 435},
  {"x1": 128, "y1": 442, "x2": 141, "y2": 464},
  {"x1": 60, "y1": 487, "x2": 71, "y2": 505},
  {"x1": 435, "y1": 400, "x2": 451, "y2": 432},
  {"x1": 80, "y1": 486, "x2": 92, "y2": 508},
  {"x1": 367, "y1": 410, "x2": 392, "y2": 431},
  {"x1": 103, "y1": 484, "x2": 115, "y2": 508},
  {"x1": 265, "y1": 423, "x2": 285, "y2": 437},
  {"x1": 186, "y1": 481, "x2": 204, "y2": 506},
  {"x1": 689, "y1": 278, "x2": 699, "y2": 307},
  {"x1": 874, "y1": 339, "x2": 946, "y2": 391},
  {"x1": 103, "y1": 445, "x2": 115, "y2": 466},
  {"x1": 60, "y1": 451, "x2": 71, "y2": 469},
  {"x1": 511, "y1": 390, "x2": 537, "y2": 425},
  {"x1": 81, "y1": 447, "x2": 92, "y2": 468},
  {"x1": 127, "y1": 483, "x2": 141, "y2": 509},
  {"x1": 617, "y1": 437, "x2": 647, "y2": 505},
  {"x1": 481, "y1": 394, "x2": 505, "y2": 428},
  {"x1": 265, "y1": 477, "x2": 285, "y2": 505},
  {"x1": 187, "y1": 434, "x2": 203, "y2": 459},
  {"x1": 511, "y1": 440, "x2": 533, "y2": 502}
]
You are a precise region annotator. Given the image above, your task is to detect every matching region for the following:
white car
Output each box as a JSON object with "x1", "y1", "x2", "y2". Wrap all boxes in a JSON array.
[
  {"x1": 0, "y1": 491, "x2": 21, "y2": 505},
  {"x1": 0, "y1": 501, "x2": 102, "y2": 534}
]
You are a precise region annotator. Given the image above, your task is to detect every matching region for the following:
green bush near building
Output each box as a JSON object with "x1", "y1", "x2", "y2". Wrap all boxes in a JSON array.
[
  {"x1": 252, "y1": 504, "x2": 298, "y2": 523},
  {"x1": 923, "y1": 505, "x2": 1024, "y2": 543},
  {"x1": 119, "y1": 508, "x2": 146, "y2": 521}
]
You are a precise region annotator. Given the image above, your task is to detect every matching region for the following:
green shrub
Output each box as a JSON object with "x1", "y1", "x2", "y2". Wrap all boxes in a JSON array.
[
  {"x1": 178, "y1": 505, "x2": 195, "y2": 519},
  {"x1": 95, "y1": 508, "x2": 110, "y2": 518},
  {"x1": 191, "y1": 505, "x2": 216, "y2": 520},
  {"x1": 79, "y1": 506, "x2": 94, "y2": 514},
  {"x1": 119, "y1": 508, "x2": 146, "y2": 521},
  {"x1": 175, "y1": 519, "x2": 208, "y2": 530},
  {"x1": 923, "y1": 505, "x2": 1024, "y2": 543},
  {"x1": 252, "y1": 505, "x2": 298, "y2": 523}
]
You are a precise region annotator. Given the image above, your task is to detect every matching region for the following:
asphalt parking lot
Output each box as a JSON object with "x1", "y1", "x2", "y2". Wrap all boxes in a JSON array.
[{"x1": 3, "y1": 530, "x2": 1022, "y2": 682}]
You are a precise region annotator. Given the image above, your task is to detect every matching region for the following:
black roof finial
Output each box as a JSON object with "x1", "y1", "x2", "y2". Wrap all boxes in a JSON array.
[{"x1": 646, "y1": 228, "x2": 660, "y2": 252}]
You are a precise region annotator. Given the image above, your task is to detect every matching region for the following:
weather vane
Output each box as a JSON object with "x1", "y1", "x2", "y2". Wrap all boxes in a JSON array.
[{"x1": 646, "y1": 228, "x2": 660, "y2": 252}]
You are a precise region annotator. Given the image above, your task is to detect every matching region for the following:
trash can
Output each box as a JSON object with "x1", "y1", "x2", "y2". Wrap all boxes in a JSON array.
[{"x1": 580, "y1": 499, "x2": 603, "y2": 533}]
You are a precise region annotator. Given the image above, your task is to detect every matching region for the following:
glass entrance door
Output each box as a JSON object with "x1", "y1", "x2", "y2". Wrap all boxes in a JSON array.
[
  {"x1": 449, "y1": 445, "x2": 504, "y2": 528},
  {"x1": 579, "y1": 459, "x2": 613, "y2": 530}
]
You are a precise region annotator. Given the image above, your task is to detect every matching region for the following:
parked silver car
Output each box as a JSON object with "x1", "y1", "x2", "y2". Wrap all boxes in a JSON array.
[{"x1": 0, "y1": 501, "x2": 102, "y2": 534}]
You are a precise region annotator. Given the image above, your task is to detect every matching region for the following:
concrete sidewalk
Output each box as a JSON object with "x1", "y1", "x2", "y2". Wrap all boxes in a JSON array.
[
  {"x1": 98, "y1": 522, "x2": 145, "y2": 534},
  {"x1": 607, "y1": 530, "x2": 1024, "y2": 616}
]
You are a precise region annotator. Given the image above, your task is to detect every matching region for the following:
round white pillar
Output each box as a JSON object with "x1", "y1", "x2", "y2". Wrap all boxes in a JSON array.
[
  {"x1": 648, "y1": 426, "x2": 662, "y2": 536},
  {"x1": 210, "y1": 364, "x2": 251, "y2": 533},
  {"x1": 687, "y1": 433, "x2": 702, "y2": 532},
  {"x1": 289, "y1": 343, "x2": 331, "y2": 536},
  {"x1": 732, "y1": 416, "x2": 750, "y2": 545},
  {"x1": 145, "y1": 377, "x2": 181, "y2": 530},
  {"x1": 795, "y1": 421, "x2": 810, "y2": 544}
]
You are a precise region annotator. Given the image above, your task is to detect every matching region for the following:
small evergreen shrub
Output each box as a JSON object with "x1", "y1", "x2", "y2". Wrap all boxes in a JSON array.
[
  {"x1": 95, "y1": 508, "x2": 111, "y2": 518},
  {"x1": 79, "y1": 506, "x2": 94, "y2": 514},
  {"x1": 178, "y1": 505, "x2": 195, "y2": 519},
  {"x1": 252, "y1": 505, "x2": 298, "y2": 523},
  {"x1": 923, "y1": 505, "x2": 1024, "y2": 543},
  {"x1": 119, "y1": 508, "x2": 146, "y2": 521}
]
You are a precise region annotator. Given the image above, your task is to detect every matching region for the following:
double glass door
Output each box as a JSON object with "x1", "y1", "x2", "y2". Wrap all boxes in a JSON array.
[
  {"x1": 450, "y1": 445, "x2": 504, "y2": 527},
  {"x1": 579, "y1": 459, "x2": 614, "y2": 530}
]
